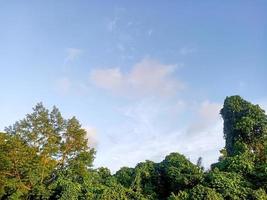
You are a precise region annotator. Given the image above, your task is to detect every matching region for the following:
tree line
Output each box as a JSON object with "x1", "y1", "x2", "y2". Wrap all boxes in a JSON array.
[{"x1": 0, "y1": 95, "x2": 266, "y2": 199}]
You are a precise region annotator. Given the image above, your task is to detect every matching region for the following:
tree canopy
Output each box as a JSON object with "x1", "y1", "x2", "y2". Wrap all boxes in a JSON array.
[{"x1": 0, "y1": 96, "x2": 266, "y2": 199}]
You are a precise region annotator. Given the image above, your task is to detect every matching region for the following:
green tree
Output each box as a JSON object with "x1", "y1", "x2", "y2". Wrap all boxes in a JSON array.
[
  {"x1": 158, "y1": 153, "x2": 204, "y2": 198},
  {"x1": 131, "y1": 161, "x2": 158, "y2": 199},
  {"x1": 219, "y1": 96, "x2": 267, "y2": 192},
  {"x1": 168, "y1": 185, "x2": 223, "y2": 200},
  {"x1": 1, "y1": 96, "x2": 267, "y2": 199},
  {"x1": 220, "y1": 95, "x2": 267, "y2": 160},
  {"x1": 0, "y1": 132, "x2": 40, "y2": 199},
  {"x1": 2, "y1": 103, "x2": 95, "y2": 199},
  {"x1": 115, "y1": 167, "x2": 135, "y2": 188},
  {"x1": 212, "y1": 142, "x2": 255, "y2": 175},
  {"x1": 205, "y1": 168, "x2": 250, "y2": 200}
]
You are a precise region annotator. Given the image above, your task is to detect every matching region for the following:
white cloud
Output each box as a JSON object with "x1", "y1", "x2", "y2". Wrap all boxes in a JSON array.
[
  {"x1": 185, "y1": 101, "x2": 224, "y2": 167},
  {"x1": 64, "y1": 48, "x2": 83, "y2": 64},
  {"x1": 90, "y1": 68, "x2": 124, "y2": 91},
  {"x1": 107, "y1": 17, "x2": 119, "y2": 32},
  {"x1": 179, "y1": 47, "x2": 197, "y2": 56},
  {"x1": 199, "y1": 101, "x2": 222, "y2": 120},
  {"x1": 107, "y1": 6, "x2": 127, "y2": 32},
  {"x1": 85, "y1": 126, "x2": 98, "y2": 148},
  {"x1": 56, "y1": 77, "x2": 89, "y2": 96},
  {"x1": 56, "y1": 77, "x2": 71, "y2": 95},
  {"x1": 94, "y1": 99, "x2": 224, "y2": 172},
  {"x1": 173, "y1": 100, "x2": 187, "y2": 113},
  {"x1": 187, "y1": 101, "x2": 222, "y2": 135},
  {"x1": 89, "y1": 58, "x2": 185, "y2": 98}
]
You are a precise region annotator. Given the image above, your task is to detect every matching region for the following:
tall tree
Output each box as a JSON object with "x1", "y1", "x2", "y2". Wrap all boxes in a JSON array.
[
  {"x1": 2, "y1": 103, "x2": 95, "y2": 199},
  {"x1": 220, "y1": 95, "x2": 267, "y2": 161}
]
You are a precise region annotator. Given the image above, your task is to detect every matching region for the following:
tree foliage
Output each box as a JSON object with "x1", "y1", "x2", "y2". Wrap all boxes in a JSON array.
[
  {"x1": 1, "y1": 103, "x2": 95, "y2": 199},
  {"x1": 220, "y1": 96, "x2": 267, "y2": 160},
  {"x1": 0, "y1": 96, "x2": 266, "y2": 199}
]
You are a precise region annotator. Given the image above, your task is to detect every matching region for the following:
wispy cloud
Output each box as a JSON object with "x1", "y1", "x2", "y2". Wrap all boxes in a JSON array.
[
  {"x1": 187, "y1": 101, "x2": 222, "y2": 135},
  {"x1": 116, "y1": 43, "x2": 125, "y2": 52},
  {"x1": 56, "y1": 77, "x2": 72, "y2": 95},
  {"x1": 89, "y1": 58, "x2": 185, "y2": 98},
  {"x1": 107, "y1": 16, "x2": 119, "y2": 32},
  {"x1": 85, "y1": 126, "x2": 98, "y2": 148},
  {"x1": 55, "y1": 77, "x2": 89, "y2": 96},
  {"x1": 64, "y1": 48, "x2": 83, "y2": 64},
  {"x1": 147, "y1": 29, "x2": 153, "y2": 37},
  {"x1": 179, "y1": 46, "x2": 197, "y2": 56},
  {"x1": 106, "y1": 6, "x2": 126, "y2": 32},
  {"x1": 94, "y1": 99, "x2": 224, "y2": 171}
]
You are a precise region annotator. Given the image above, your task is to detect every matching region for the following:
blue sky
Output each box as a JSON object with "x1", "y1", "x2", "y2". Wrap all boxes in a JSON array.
[{"x1": 0, "y1": 0, "x2": 266, "y2": 171}]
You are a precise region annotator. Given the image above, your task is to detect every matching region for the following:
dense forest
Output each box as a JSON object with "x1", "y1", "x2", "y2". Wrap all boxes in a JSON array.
[{"x1": 0, "y1": 95, "x2": 266, "y2": 199}]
